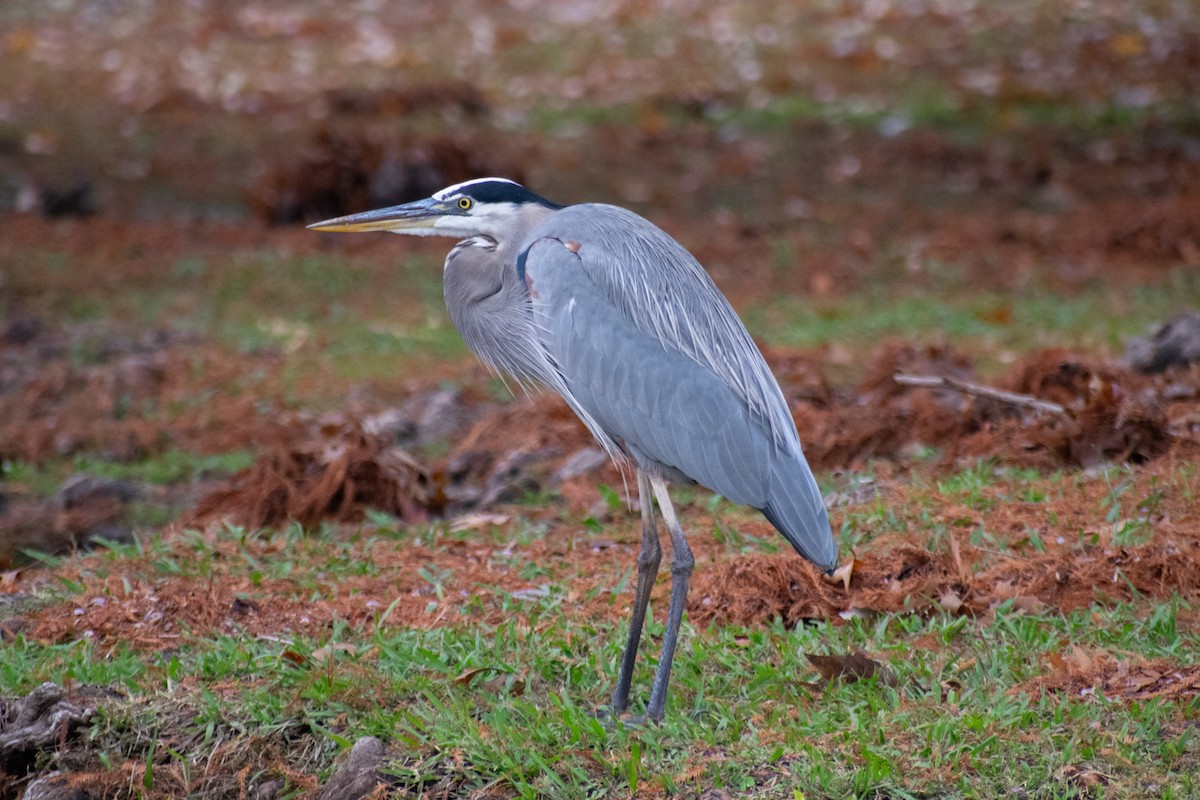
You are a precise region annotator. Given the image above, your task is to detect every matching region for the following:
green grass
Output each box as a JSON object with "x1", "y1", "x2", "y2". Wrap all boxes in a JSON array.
[
  {"x1": 170, "y1": 250, "x2": 471, "y2": 384},
  {"x1": 527, "y1": 83, "x2": 1200, "y2": 141},
  {"x1": 1, "y1": 450, "x2": 256, "y2": 498},
  {"x1": 158, "y1": 252, "x2": 461, "y2": 361},
  {"x1": 3, "y1": 247, "x2": 461, "y2": 365},
  {"x1": 72, "y1": 450, "x2": 257, "y2": 486},
  {"x1": 5, "y1": 597, "x2": 1196, "y2": 798},
  {"x1": 748, "y1": 270, "x2": 1200, "y2": 363},
  {"x1": 5, "y1": 520, "x2": 1198, "y2": 799}
]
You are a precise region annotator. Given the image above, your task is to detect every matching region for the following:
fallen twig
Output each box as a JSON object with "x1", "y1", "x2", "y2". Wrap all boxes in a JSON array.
[{"x1": 894, "y1": 374, "x2": 1066, "y2": 415}]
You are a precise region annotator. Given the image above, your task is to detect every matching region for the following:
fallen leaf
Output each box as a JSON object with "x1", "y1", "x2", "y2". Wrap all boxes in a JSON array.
[
  {"x1": 450, "y1": 513, "x2": 510, "y2": 532},
  {"x1": 939, "y1": 590, "x2": 964, "y2": 613},
  {"x1": 976, "y1": 305, "x2": 1013, "y2": 326},
  {"x1": 312, "y1": 642, "x2": 356, "y2": 663},
  {"x1": 281, "y1": 649, "x2": 308, "y2": 667},
  {"x1": 0, "y1": 569, "x2": 26, "y2": 588},
  {"x1": 1067, "y1": 646, "x2": 1105, "y2": 674},
  {"x1": 806, "y1": 652, "x2": 898, "y2": 687},
  {"x1": 1109, "y1": 33, "x2": 1144, "y2": 57},
  {"x1": 838, "y1": 608, "x2": 881, "y2": 621},
  {"x1": 510, "y1": 587, "x2": 550, "y2": 601},
  {"x1": 481, "y1": 673, "x2": 526, "y2": 696},
  {"x1": 949, "y1": 533, "x2": 967, "y2": 581},
  {"x1": 823, "y1": 559, "x2": 855, "y2": 591},
  {"x1": 992, "y1": 578, "x2": 1018, "y2": 598},
  {"x1": 1058, "y1": 764, "x2": 1111, "y2": 789},
  {"x1": 454, "y1": 666, "x2": 503, "y2": 687},
  {"x1": 992, "y1": 595, "x2": 1048, "y2": 615}
]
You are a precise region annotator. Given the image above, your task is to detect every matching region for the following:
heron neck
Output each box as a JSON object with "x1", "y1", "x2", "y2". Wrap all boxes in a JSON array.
[{"x1": 497, "y1": 202, "x2": 558, "y2": 262}]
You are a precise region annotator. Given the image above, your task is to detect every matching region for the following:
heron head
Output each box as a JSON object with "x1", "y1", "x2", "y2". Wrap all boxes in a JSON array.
[{"x1": 307, "y1": 178, "x2": 561, "y2": 240}]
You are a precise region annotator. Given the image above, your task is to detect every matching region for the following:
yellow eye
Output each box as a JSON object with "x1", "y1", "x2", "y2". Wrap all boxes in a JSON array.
[{"x1": 458, "y1": 197, "x2": 473, "y2": 210}]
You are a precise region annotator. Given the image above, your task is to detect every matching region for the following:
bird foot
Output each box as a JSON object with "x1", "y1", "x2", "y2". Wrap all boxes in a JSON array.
[
  {"x1": 620, "y1": 713, "x2": 656, "y2": 728},
  {"x1": 588, "y1": 706, "x2": 619, "y2": 728},
  {"x1": 589, "y1": 707, "x2": 657, "y2": 730}
]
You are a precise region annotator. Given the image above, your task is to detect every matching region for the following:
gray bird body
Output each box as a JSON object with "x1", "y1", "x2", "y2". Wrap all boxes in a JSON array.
[
  {"x1": 516, "y1": 205, "x2": 834, "y2": 568},
  {"x1": 310, "y1": 178, "x2": 837, "y2": 722}
]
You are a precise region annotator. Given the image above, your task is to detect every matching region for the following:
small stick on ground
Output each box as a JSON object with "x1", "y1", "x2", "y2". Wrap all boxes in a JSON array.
[{"x1": 894, "y1": 374, "x2": 1067, "y2": 415}]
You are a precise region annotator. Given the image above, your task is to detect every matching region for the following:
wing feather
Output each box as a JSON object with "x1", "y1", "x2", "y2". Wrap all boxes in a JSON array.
[{"x1": 526, "y1": 205, "x2": 801, "y2": 454}]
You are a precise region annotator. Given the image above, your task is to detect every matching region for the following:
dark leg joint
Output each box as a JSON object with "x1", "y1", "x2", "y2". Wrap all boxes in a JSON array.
[{"x1": 638, "y1": 547, "x2": 662, "y2": 571}]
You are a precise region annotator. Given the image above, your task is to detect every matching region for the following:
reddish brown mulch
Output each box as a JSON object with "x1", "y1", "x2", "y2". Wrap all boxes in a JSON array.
[
  {"x1": 797, "y1": 344, "x2": 1190, "y2": 473},
  {"x1": 31, "y1": 523, "x2": 1200, "y2": 650},
  {"x1": 25, "y1": 445, "x2": 1200, "y2": 649},
  {"x1": 689, "y1": 537, "x2": 1200, "y2": 628},
  {"x1": 5, "y1": 333, "x2": 1189, "y2": 507},
  {"x1": 266, "y1": 341, "x2": 1190, "y2": 537},
  {"x1": 32, "y1": 575, "x2": 355, "y2": 648},
  {"x1": 0, "y1": 335, "x2": 292, "y2": 463},
  {"x1": 1023, "y1": 646, "x2": 1200, "y2": 702},
  {"x1": 690, "y1": 450, "x2": 1200, "y2": 629},
  {"x1": 27, "y1": 528, "x2": 639, "y2": 648},
  {"x1": 187, "y1": 415, "x2": 443, "y2": 529}
]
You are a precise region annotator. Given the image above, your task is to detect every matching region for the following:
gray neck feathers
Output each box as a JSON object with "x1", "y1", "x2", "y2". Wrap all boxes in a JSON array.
[{"x1": 442, "y1": 203, "x2": 557, "y2": 387}]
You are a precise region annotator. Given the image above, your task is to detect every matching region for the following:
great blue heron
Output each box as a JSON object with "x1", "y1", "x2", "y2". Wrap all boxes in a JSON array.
[{"x1": 309, "y1": 178, "x2": 837, "y2": 722}]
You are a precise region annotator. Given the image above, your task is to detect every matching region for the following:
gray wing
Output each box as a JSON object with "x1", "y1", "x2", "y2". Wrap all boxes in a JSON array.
[
  {"x1": 527, "y1": 204, "x2": 800, "y2": 455},
  {"x1": 522, "y1": 237, "x2": 836, "y2": 569}
]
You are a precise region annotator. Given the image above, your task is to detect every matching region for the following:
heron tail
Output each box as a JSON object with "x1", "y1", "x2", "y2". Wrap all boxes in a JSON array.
[{"x1": 761, "y1": 452, "x2": 838, "y2": 571}]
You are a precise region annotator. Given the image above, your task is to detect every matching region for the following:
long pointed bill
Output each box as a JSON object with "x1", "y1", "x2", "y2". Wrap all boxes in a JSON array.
[{"x1": 306, "y1": 197, "x2": 447, "y2": 233}]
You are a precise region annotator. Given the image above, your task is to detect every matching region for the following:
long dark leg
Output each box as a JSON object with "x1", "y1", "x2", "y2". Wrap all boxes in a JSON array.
[
  {"x1": 611, "y1": 470, "x2": 661, "y2": 714},
  {"x1": 645, "y1": 475, "x2": 694, "y2": 722}
]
